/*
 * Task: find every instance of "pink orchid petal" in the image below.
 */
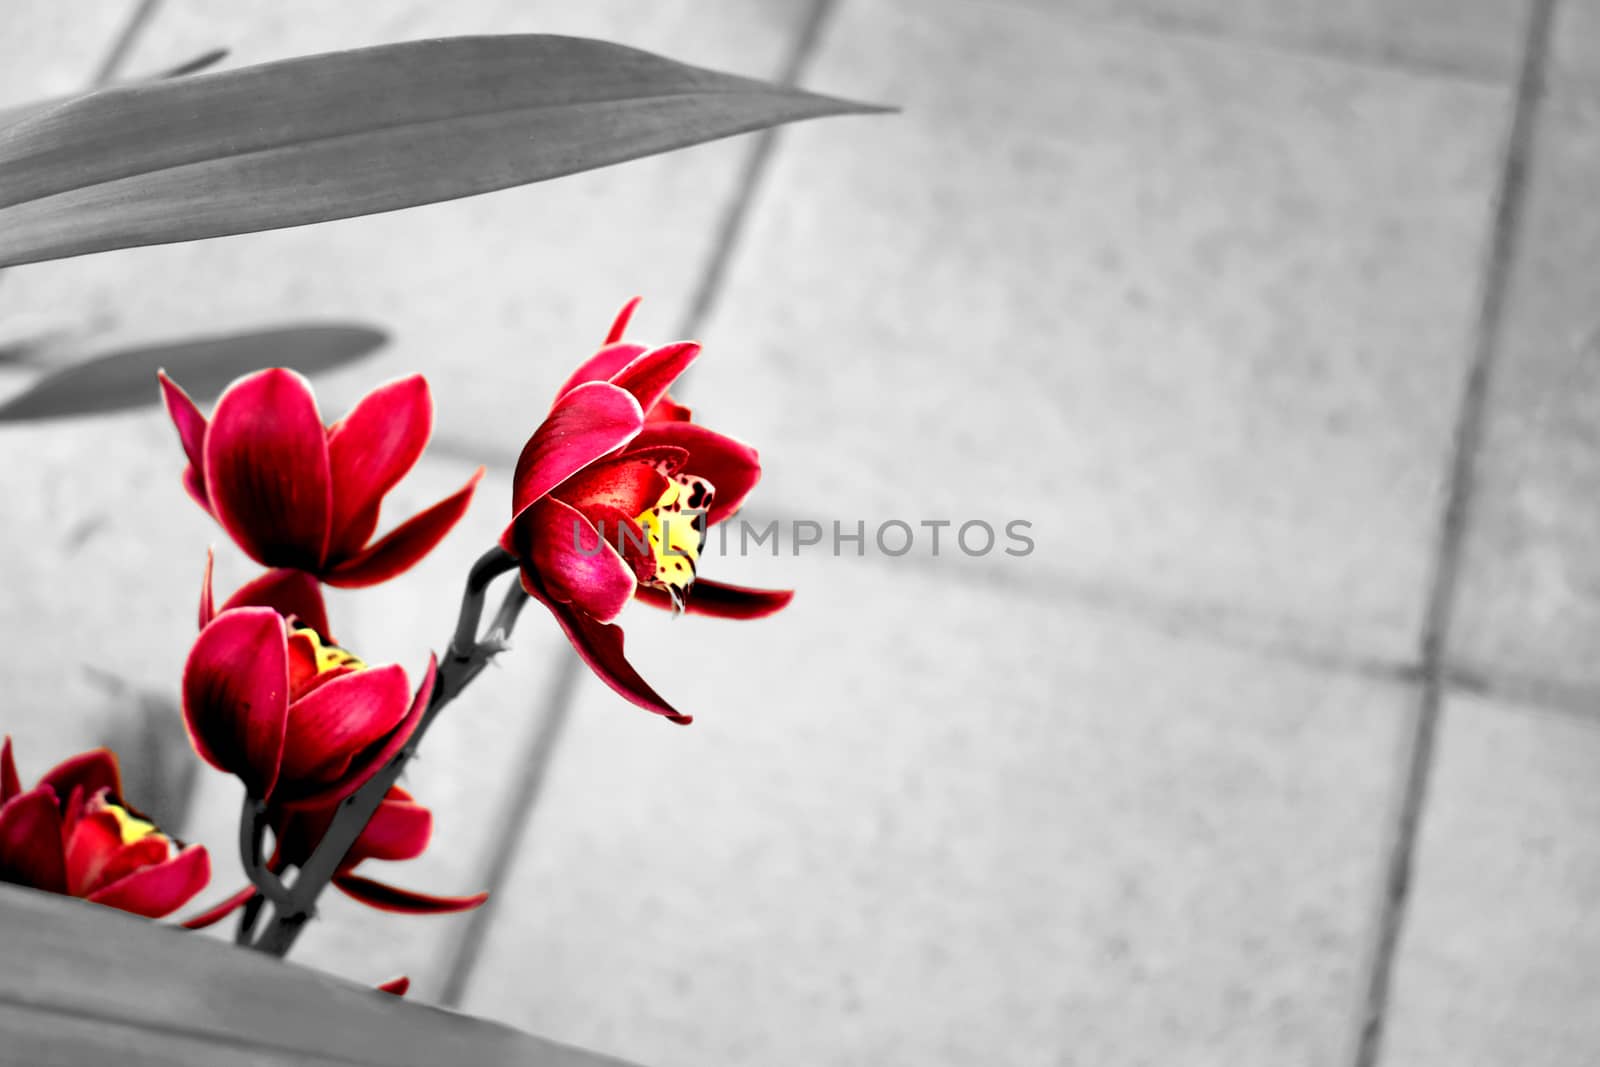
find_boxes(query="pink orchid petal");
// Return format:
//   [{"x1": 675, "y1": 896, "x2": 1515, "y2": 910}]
[
  {"x1": 604, "y1": 296, "x2": 642, "y2": 345},
  {"x1": 553, "y1": 447, "x2": 681, "y2": 516},
  {"x1": 645, "y1": 394, "x2": 693, "y2": 423},
  {"x1": 0, "y1": 785, "x2": 67, "y2": 893},
  {"x1": 527, "y1": 584, "x2": 689, "y2": 723},
  {"x1": 609, "y1": 342, "x2": 700, "y2": 415},
  {"x1": 326, "y1": 375, "x2": 434, "y2": 560},
  {"x1": 579, "y1": 504, "x2": 656, "y2": 585},
  {"x1": 510, "y1": 497, "x2": 636, "y2": 624},
  {"x1": 635, "y1": 579, "x2": 795, "y2": 620},
  {"x1": 278, "y1": 656, "x2": 434, "y2": 810},
  {"x1": 324, "y1": 468, "x2": 483, "y2": 588},
  {"x1": 198, "y1": 550, "x2": 216, "y2": 630},
  {"x1": 512, "y1": 382, "x2": 644, "y2": 517},
  {"x1": 204, "y1": 368, "x2": 333, "y2": 571},
  {"x1": 68, "y1": 815, "x2": 168, "y2": 898},
  {"x1": 87, "y1": 844, "x2": 211, "y2": 919},
  {"x1": 182, "y1": 608, "x2": 289, "y2": 800},
  {"x1": 0, "y1": 737, "x2": 20, "y2": 806},
  {"x1": 39, "y1": 749, "x2": 122, "y2": 810},
  {"x1": 334, "y1": 873, "x2": 488, "y2": 914},
  {"x1": 629, "y1": 422, "x2": 760, "y2": 525},
  {"x1": 159, "y1": 371, "x2": 210, "y2": 508},
  {"x1": 348, "y1": 790, "x2": 432, "y2": 866},
  {"x1": 180, "y1": 884, "x2": 256, "y2": 930},
  {"x1": 221, "y1": 567, "x2": 332, "y2": 639},
  {"x1": 279, "y1": 665, "x2": 411, "y2": 785},
  {"x1": 182, "y1": 465, "x2": 211, "y2": 514},
  {"x1": 553, "y1": 342, "x2": 648, "y2": 402}
]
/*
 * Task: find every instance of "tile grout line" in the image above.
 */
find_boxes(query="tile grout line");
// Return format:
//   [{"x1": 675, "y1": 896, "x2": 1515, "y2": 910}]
[
  {"x1": 430, "y1": 0, "x2": 843, "y2": 1009},
  {"x1": 1351, "y1": 3, "x2": 1556, "y2": 1065},
  {"x1": 672, "y1": 0, "x2": 841, "y2": 341},
  {"x1": 432, "y1": 645, "x2": 582, "y2": 1008},
  {"x1": 963, "y1": 0, "x2": 1522, "y2": 90}
]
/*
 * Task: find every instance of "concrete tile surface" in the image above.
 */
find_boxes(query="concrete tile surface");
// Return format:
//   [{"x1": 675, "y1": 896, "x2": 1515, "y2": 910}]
[
  {"x1": 3, "y1": 1, "x2": 1598, "y2": 1063},
  {"x1": 1003, "y1": 0, "x2": 1532, "y2": 82},
  {"x1": 1550, "y1": 0, "x2": 1600, "y2": 93},
  {"x1": 1448, "y1": 90, "x2": 1600, "y2": 693},
  {"x1": 0, "y1": 0, "x2": 133, "y2": 106},
  {"x1": 1379, "y1": 693, "x2": 1600, "y2": 1067},
  {"x1": 459, "y1": 552, "x2": 1408, "y2": 1067},
  {"x1": 0, "y1": 409, "x2": 222, "y2": 781},
  {"x1": 687, "y1": 0, "x2": 1508, "y2": 662}
]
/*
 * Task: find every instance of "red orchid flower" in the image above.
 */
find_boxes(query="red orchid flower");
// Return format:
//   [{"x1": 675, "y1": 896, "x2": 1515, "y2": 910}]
[
  {"x1": 182, "y1": 566, "x2": 435, "y2": 807},
  {"x1": 184, "y1": 785, "x2": 485, "y2": 929},
  {"x1": 160, "y1": 368, "x2": 482, "y2": 587},
  {"x1": 0, "y1": 738, "x2": 210, "y2": 918},
  {"x1": 501, "y1": 299, "x2": 793, "y2": 723},
  {"x1": 272, "y1": 785, "x2": 487, "y2": 914}
]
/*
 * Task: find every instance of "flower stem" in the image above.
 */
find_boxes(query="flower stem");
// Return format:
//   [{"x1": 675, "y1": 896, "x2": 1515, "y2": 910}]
[
  {"x1": 234, "y1": 891, "x2": 265, "y2": 945},
  {"x1": 239, "y1": 796, "x2": 293, "y2": 910},
  {"x1": 248, "y1": 546, "x2": 524, "y2": 958}
]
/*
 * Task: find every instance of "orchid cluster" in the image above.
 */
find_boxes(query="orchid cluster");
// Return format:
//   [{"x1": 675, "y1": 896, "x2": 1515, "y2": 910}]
[{"x1": 0, "y1": 301, "x2": 790, "y2": 982}]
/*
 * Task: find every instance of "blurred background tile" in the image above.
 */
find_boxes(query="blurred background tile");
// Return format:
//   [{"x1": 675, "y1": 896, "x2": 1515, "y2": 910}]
[
  {"x1": 460, "y1": 552, "x2": 1408, "y2": 1067},
  {"x1": 998, "y1": 0, "x2": 1532, "y2": 81},
  {"x1": 0, "y1": 0, "x2": 134, "y2": 104},
  {"x1": 1379, "y1": 694, "x2": 1600, "y2": 1067},
  {"x1": 687, "y1": 0, "x2": 1509, "y2": 663},
  {"x1": 1550, "y1": 0, "x2": 1600, "y2": 93},
  {"x1": 1448, "y1": 87, "x2": 1600, "y2": 695}
]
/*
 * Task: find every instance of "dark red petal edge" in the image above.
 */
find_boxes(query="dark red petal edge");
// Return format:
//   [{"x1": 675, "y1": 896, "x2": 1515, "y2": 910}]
[
  {"x1": 88, "y1": 844, "x2": 211, "y2": 918},
  {"x1": 0, "y1": 785, "x2": 67, "y2": 893},
  {"x1": 334, "y1": 873, "x2": 488, "y2": 914},
  {"x1": 526, "y1": 583, "x2": 689, "y2": 724},
  {"x1": 181, "y1": 608, "x2": 290, "y2": 800},
  {"x1": 325, "y1": 375, "x2": 434, "y2": 561},
  {"x1": 198, "y1": 549, "x2": 216, "y2": 630},
  {"x1": 203, "y1": 368, "x2": 333, "y2": 571},
  {"x1": 276, "y1": 655, "x2": 436, "y2": 810},
  {"x1": 605, "y1": 296, "x2": 642, "y2": 345},
  {"x1": 323, "y1": 469, "x2": 484, "y2": 589},
  {"x1": 0, "y1": 736, "x2": 19, "y2": 806},
  {"x1": 635, "y1": 579, "x2": 795, "y2": 620},
  {"x1": 158, "y1": 370, "x2": 210, "y2": 509},
  {"x1": 39, "y1": 749, "x2": 122, "y2": 809},
  {"x1": 180, "y1": 884, "x2": 257, "y2": 929},
  {"x1": 221, "y1": 567, "x2": 332, "y2": 639}
]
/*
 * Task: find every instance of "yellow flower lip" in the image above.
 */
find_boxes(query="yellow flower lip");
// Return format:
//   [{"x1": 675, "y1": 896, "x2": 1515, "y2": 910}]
[
  {"x1": 103, "y1": 799, "x2": 164, "y2": 847},
  {"x1": 294, "y1": 625, "x2": 367, "y2": 674},
  {"x1": 633, "y1": 474, "x2": 715, "y2": 608}
]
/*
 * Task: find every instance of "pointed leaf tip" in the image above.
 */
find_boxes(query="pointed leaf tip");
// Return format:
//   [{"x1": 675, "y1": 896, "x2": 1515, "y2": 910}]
[{"x1": 0, "y1": 34, "x2": 891, "y2": 267}]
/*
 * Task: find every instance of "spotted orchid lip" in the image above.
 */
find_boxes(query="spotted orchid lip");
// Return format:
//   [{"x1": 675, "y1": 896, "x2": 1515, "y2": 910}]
[
  {"x1": 160, "y1": 367, "x2": 482, "y2": 589},
  {"x1": 0, "y1": 737, "x2": 211, "y2": 919},
  {"x1": 497, "y1": 298, "x2": 795, "y2": 725}
]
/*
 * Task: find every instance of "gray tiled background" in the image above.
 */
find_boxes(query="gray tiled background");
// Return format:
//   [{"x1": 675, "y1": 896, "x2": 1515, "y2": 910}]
[{"x1": 2, "y1": 2, "x2": 1597, "y2": 1065}]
